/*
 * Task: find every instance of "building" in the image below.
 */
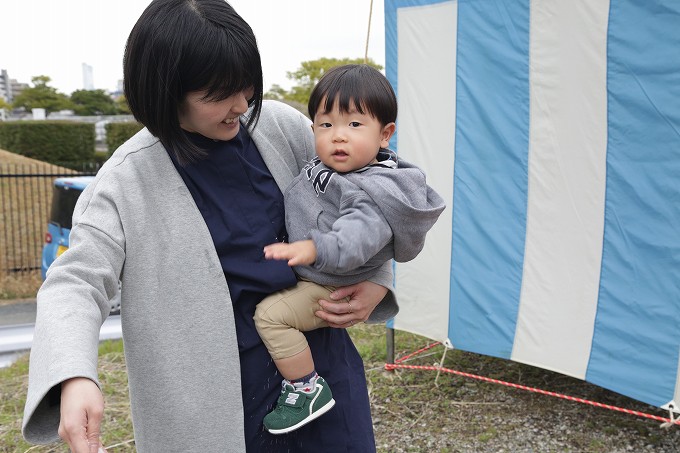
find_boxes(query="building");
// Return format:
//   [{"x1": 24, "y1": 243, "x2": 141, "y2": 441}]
[
  {"x1": 1, "y1": 69, "x2": 11, "y2": 103},
  {"x1": 1, "y1": 70, "x2": 30, "y2": 103},
  {"x1": 10, "y1": 78, "x2": 28, "y2": 100},
  {"x1": 113, "y1": 79, "x2": 124, "y2": 97},
  {"x1": 82, "y1": 63, "x2": 94, "y2": 90}
]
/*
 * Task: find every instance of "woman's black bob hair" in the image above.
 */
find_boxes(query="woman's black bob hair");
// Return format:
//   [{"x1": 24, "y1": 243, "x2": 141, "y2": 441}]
[
  {"x1": 308, "y1": 64, "x2": 397, "y2": 127},
  {"x1": 124, "y1": 0, "x2": 263, "y2": 165}
]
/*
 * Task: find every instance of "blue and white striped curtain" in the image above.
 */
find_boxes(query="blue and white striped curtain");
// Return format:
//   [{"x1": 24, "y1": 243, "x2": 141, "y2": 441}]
[{"x1": 386, "y1": 0, "x2": 680, "y2": 411}]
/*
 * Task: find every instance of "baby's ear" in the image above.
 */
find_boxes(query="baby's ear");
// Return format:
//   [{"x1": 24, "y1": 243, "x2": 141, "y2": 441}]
[{"x1": 380, "y1": 122, "x2": 396, "y2": 147}]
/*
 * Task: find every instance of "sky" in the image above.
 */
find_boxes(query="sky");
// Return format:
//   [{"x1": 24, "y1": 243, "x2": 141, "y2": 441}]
[{"x1": 2, "y1": 0, "x2": 386, "y2": 95}]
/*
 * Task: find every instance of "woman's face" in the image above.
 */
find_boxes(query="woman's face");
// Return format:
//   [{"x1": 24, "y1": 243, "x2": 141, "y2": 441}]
[{"x1": 178, "y1": 87, "x2": 254, "y2": 141}]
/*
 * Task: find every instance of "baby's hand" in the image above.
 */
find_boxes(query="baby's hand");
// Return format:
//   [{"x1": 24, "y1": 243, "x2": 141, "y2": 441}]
[{"x1": 263, "y1": 240, "x2": 317, "y2": 266}]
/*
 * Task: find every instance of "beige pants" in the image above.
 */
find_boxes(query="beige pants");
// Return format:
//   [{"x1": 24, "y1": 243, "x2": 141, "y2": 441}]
[{"x1": 254, "y1": 280, "x2": 349, "y2": 360}]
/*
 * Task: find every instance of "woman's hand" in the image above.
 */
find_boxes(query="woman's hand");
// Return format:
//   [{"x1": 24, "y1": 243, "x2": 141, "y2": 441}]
[
  {"x1": 59, "y1": 377, "x2": 108, "y2": 453},
  {"x1": 315, "y1": 280, "x2": 388, "y2": 328}
]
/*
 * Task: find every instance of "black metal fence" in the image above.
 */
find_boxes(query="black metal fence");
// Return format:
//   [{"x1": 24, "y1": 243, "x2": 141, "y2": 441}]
[{"x1": 0, "y1": 162, "x2": 99, "y2": 276}]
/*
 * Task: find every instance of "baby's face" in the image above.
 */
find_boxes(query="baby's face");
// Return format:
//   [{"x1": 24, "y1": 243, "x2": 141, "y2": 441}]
[{"x1": 312, "y1": 99, "x2": 394, "y2": 173}]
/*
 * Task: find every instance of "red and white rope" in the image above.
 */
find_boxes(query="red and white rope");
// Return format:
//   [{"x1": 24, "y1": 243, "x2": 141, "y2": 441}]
[{"x1": 385, "y1": 342, "x2": 680, "y2": 428}]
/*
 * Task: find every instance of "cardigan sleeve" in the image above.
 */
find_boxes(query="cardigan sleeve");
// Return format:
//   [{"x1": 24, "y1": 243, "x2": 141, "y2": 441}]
[
  {"x1": 365, "y1": 261, "x2": 399, "y2": 323},
  {"x1": 23, "y1": 171, "x2": 126, "y2": 443}
]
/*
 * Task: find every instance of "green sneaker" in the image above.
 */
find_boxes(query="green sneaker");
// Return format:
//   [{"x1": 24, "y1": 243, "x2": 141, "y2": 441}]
[{"x1": 263, "y1": 376, "x2": 335, "y2": 434}]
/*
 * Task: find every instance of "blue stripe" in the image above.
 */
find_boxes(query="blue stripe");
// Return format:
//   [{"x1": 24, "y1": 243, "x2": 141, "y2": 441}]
[
  {"x1": 586, "y1": 1, "x2": 680, "y2": 408},
  {"x1": 448, "y1": 0, "x2": 530, "y2": 359}
]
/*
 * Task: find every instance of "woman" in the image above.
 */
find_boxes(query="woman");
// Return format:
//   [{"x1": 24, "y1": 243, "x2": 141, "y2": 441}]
[{"x1": 22, "y1": 1, "x2": 397, "y2": 452}]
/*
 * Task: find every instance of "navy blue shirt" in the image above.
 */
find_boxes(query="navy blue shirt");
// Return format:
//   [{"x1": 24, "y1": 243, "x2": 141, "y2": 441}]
[
  {"x1": 169, "y1": 128, "x2": 375, "y2": 452},
  {"x1": 171, "y1": 130, "x2": 296, "y2": 302}
]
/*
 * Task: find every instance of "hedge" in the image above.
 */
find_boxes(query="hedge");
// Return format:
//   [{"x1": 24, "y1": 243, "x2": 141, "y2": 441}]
[
  {"x1": 0, "y1": 121, "x2": 95, "y2": 166},
  {"x1": 105, "y1": 122, "x2": 144, "y2": 153}
]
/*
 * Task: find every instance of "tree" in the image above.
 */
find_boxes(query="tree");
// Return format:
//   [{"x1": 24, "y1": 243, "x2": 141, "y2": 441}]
[
  {"x1": 114, "y1": 95, "x2": 131, "y2": 114},
  {"x1": 71, "y1": 89, "x2": 117, "y2": 115},
  {"x1": 263, "y1": 85, "x2": 308, "y2": 116},
  {"x1": 268, "y1": 58, "x2": 383, "y2": 106},
  {"x1": 264, "y1": 84, "x2": 287, "y2": 101},
  {"x1": 12, "y1": 76, "x2": 72, "y2": 114},
  {"x1": 0, "y1": 97, "x2": 10, "y2": 110}
]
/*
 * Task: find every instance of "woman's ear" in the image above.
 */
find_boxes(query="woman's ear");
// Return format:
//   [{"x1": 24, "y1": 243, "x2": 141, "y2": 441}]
[{"x1": 380, "y1": 122, "x2": 396, "y2": 148}]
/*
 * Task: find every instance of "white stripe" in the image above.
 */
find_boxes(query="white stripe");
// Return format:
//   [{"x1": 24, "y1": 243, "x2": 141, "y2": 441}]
[
  {"x1": 662, "y1": 347, "x2": 680, "y2": 414},
  {"x1": 670, "y1": 347, "x2": 680, "y2": 414},
  {"x1": 511, "y1": 0, "x2": 610, "y2": 378},
  {"x1": 392, "y1": 1, "x2": 457, "y2": 342}
]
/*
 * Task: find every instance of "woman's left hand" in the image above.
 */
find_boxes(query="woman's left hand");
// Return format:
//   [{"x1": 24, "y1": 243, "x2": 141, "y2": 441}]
[{"x1": 315, "y1": 280, "x2": 388, "y2": 328}]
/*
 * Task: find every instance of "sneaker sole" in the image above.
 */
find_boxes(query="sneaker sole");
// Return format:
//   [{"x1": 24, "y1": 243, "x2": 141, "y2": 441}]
[{"x1": 266, "y1": 398, "x2": 336, "y2": 435}]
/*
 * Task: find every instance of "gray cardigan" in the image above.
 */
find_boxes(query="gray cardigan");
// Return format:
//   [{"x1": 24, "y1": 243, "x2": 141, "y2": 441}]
[{"x1": 22, "y1": 101, "x2": 397, "y2": 452}]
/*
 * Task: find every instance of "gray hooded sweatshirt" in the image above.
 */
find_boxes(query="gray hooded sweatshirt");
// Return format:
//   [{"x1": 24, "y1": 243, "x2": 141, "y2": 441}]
[{"x1": 286, "y1": 149, "x2": 446, "y2": 286}]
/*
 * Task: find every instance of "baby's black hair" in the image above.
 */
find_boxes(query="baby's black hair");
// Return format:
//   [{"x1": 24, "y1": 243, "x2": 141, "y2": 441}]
[{"x1": 308, "y1": 64, "x2": 397, "y2": 126}]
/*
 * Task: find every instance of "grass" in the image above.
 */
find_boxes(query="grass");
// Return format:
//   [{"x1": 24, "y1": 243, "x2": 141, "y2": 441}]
[
  {"x1": 0, "y1": 273, "x2": 42, "y2": 301},
  {"x1": 0, "y1": 339, "x2": 134, "y2": 453},
  {"x1": 365, "y1": 330, "x2": 680, "y2": 452},
  {"x1": 2, "y1": 324, "x2": 679, "y2": 452}
]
